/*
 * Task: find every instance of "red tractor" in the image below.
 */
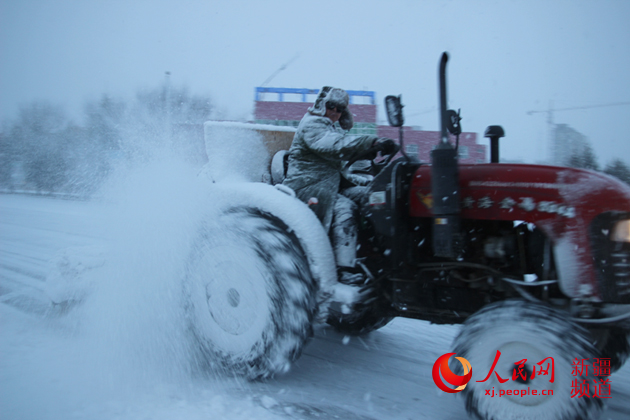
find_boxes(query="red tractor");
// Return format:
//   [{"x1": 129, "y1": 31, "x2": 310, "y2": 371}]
[{"x1": 187, "y1": 53, "x2": 630, "y2": 420}]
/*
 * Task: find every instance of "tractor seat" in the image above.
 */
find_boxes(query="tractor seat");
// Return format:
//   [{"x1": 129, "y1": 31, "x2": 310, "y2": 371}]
[{"x1": 271, "y1": 150, "x2": 289, "y2": 185}]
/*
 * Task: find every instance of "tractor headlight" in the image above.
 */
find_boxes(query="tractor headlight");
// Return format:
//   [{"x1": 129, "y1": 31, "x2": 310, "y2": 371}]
[{"x1": 611, "y1": 220, "x2": 630, "y2": 242}]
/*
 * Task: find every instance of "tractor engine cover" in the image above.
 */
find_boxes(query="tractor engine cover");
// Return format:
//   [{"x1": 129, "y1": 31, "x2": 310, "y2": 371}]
[{"x1": 409, "y1": 163, "x2": 630, "y2": 302}]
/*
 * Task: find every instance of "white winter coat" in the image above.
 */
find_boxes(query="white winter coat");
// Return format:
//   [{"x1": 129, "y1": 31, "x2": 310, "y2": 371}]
[{"x1": 283, "y1": 112, "x2": 377, "y2": 232}]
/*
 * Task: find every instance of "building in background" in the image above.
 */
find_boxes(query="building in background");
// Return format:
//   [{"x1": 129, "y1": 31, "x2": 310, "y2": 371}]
[
  {"x1": 551, "y1": 123, "x2": 589, "y2": 166},
  {"x1": 254, "y1": 87, "x2": 486, "y2": 164},
  {"x1": 254, "y1": 87, "x2": 378, "y2": 135}
]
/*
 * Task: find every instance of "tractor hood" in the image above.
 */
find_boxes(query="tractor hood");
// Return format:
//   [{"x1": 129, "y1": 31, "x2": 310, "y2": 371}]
[{"x1": 410, "y1": 163, "x2": 630, "y2": 300}]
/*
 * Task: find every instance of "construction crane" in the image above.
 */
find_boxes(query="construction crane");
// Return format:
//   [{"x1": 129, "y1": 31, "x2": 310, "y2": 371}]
[
  {"x1": 259, "y1": 54, "x2": 300, "y2": 90},
  {"x1": 527, "y1": 101, "x2": 630, "y2": 124}
]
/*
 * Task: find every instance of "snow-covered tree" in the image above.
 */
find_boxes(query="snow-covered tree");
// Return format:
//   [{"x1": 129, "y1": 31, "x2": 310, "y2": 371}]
[
  {"x1": 604, "y1": 159, "x2": 630, "y2": 186},
  {"x1": 566, "y1": 143, "x2": 599, "y2": 171},
  {"x1": 2, "y1": 81, "x2": 215, "y2": 194},
  {"x1": 7, "y1": 102, "x2": 74, "y2": 192}
]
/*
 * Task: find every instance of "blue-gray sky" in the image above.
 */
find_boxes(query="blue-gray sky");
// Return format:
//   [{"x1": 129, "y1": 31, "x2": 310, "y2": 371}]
[{"x1": 1, "y1": 0, "x2": 629, "y2": 165}]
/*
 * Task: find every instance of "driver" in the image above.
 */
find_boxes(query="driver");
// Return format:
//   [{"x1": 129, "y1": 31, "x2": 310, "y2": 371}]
[{"x1": 283, "y1": 86, "x2": 397, "y2": 284}]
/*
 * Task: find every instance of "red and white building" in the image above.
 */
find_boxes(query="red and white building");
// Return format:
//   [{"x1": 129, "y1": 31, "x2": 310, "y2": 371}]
[{"x1": 254, "y1": 87, "x2": 487, "y2": 164}]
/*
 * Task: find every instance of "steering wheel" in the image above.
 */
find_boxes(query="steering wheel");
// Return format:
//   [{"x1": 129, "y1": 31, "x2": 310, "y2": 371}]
[
  {"x1": 372, "y1": 149, "x2": 398, "y2": 172},
  {"x1": 342, "y1": 145, "x2": 399, "y2": 178}
]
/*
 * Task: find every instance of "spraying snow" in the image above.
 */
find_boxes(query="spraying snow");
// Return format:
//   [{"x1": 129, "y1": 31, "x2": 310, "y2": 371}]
[
  {"x1": 0, "y1": 127, "x2": 290, "y2": 419},
  {"x1": 201, "y1": 121, "x2": 273, "y2": 183}
]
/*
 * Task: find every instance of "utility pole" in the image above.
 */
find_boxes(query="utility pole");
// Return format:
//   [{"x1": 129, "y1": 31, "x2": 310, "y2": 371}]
[{"x1": 165, "y1": 71, "x2": 172, "y2": 143}]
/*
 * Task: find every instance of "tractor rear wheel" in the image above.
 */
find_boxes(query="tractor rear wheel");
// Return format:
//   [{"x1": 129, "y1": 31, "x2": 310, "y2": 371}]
[{"x1": 184, "y1": 208, "x2": 317, "y2": 380}]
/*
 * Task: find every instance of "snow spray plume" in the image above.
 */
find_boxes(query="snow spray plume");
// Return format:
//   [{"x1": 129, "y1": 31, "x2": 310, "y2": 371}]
[
  {"x1": 200, "y1": 122, "x2": 271, "y2": 183},
  {"x1": 79, "y1": 118, "x2": 274, "y2": 387},
  {"x1": 83, "y1": 155, "x2": 205, "y2": 378},
  {"x1": 0, "y1": 110, "x2": 292, "y2": 419},
  {"x1": 5, "y1": 170, "x2": 184, "y2": 410},
  {"x1": 0, "y1": 156, "x2": 212, "y2": 420}
]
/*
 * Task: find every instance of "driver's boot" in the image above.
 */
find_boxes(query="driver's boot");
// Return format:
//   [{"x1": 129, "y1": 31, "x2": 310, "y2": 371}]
[{"x1": 332, "y1": 197, "x2": 364, "y2": 285}]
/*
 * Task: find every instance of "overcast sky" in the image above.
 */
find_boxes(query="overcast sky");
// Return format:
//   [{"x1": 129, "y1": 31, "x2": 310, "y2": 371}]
[{"x1": 1, "y1": 0, "x2": 629, "y2": 165}]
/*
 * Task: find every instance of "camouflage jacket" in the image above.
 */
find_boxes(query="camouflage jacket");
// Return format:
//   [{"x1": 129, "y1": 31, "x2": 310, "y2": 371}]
[{"x1": 283, "y1": 113, "x2": 377, "y2": 232}]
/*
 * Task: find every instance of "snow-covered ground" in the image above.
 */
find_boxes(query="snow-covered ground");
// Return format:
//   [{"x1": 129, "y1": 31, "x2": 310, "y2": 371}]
[{"x1": 2, "y1": 186, "x2": 630, "y2": 420}]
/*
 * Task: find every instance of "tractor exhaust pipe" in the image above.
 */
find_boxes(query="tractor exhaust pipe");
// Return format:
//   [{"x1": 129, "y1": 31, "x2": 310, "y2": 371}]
[
  {"x1": 431, "y1": 52, "x2": 461, "y2": 258},
  {"x1": 485, "y1": 125, "x2": 505, "y2": 163}
]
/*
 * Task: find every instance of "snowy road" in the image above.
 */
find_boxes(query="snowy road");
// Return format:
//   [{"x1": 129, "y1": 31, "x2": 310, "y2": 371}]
[{"x1": 2, "y1": 193, "x2": 630, "y2": 420}]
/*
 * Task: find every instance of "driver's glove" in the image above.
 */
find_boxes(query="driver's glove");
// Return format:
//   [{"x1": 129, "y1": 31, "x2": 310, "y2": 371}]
[{"x1": 374, "y1": 138, "x2": 399, "y2": 155}]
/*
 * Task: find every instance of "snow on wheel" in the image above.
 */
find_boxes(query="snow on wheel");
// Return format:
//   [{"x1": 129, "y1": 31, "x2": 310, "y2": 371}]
[
  {"x1": 452, "y1": 300, "x2": 602, "y2": 420},
  {"x1": 184, "y1": 207, "x2": 317, "y2": 380}
]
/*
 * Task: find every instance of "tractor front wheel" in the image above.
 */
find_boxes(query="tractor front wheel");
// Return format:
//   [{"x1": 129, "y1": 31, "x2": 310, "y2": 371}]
[{"x1": 452, "y1": 300, "x2": 602, "y2": 420}]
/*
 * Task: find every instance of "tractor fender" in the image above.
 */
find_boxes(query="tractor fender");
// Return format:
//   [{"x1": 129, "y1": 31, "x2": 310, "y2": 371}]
[{"x1": 201, "y1": 181, "x2": 337, "y2": 319}]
